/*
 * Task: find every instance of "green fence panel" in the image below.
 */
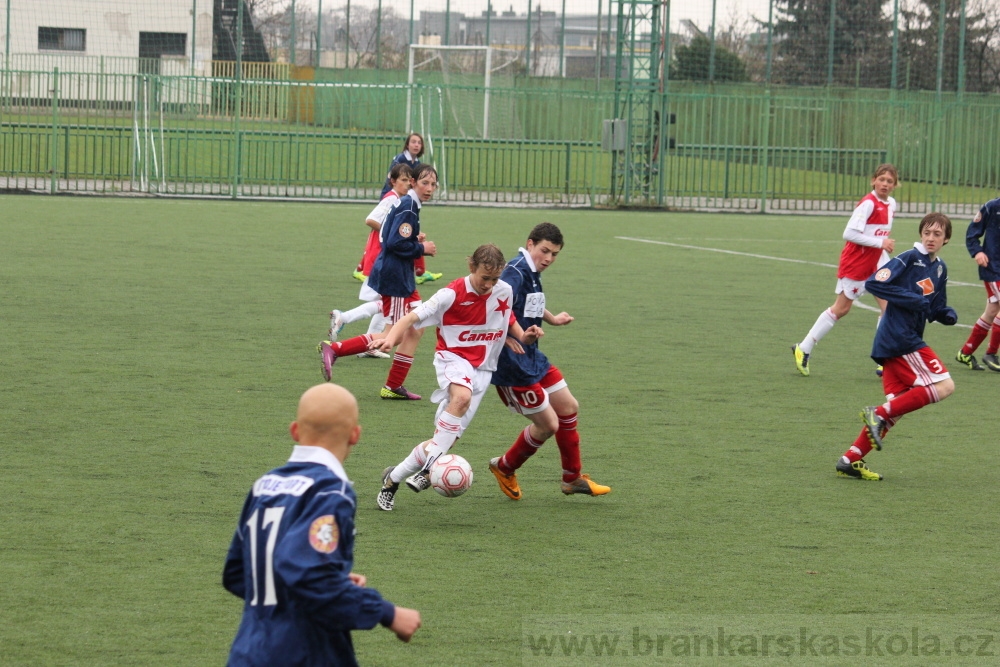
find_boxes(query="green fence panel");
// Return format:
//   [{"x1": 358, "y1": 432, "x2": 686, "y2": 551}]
[{"x1": 1, "y1": 69, "x2": 998, "y2": 212}]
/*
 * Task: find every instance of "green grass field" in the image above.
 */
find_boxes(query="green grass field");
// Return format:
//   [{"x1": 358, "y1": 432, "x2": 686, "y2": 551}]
[{"x1": 2, "y1": 195, "x2": 998, "y2": 665}]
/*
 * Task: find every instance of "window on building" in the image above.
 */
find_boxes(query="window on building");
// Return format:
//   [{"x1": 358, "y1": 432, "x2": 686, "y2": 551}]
[
  {"x1": 139, "y1": 33, "x2": 188, "y2": 58},
  {"x1": 38, "y1": 27, "x2": 86, "y2": 52}
]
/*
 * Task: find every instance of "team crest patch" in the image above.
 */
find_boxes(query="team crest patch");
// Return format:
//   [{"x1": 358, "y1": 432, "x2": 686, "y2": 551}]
[
  {"x1": 398, "y1": 222, "x2": 413, "y2": 238},
  {"x1": 874, "y1": 267, "x2": 892, "y2": 282},
  {"x1": 309, "y1": 515, "x2": 339, "y2": 553}
]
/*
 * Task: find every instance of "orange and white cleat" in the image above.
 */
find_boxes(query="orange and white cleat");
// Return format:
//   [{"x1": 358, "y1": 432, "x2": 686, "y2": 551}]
[{"x1": 561, "y1": 474, "x2": 611, "y2": 496}]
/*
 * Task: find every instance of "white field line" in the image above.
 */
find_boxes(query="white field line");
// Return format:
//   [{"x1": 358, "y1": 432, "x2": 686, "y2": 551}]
[{"x1": 616, "y1": 236, "x2": 975, "y2": 328}]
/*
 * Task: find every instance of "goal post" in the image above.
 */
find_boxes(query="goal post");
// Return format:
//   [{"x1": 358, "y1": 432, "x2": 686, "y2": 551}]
[{"x1": 408, "y1": 44, "x2": 506, "y2": 140}]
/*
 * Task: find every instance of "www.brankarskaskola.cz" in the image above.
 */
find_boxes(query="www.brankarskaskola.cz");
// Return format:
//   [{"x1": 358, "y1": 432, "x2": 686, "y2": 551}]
[{"x1": 525, "y1": 626, "x2": 996, "y2": 658}]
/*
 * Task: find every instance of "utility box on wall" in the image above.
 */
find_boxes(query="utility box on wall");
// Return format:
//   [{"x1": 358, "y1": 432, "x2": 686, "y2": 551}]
[{"x1": 601, "y1": 118, "x2": 627, "y2": 151}]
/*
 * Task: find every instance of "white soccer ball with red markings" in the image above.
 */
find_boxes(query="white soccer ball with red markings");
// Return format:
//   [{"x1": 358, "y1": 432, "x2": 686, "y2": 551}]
[{"x1": 429, "y1": 454, "x2": 474, "y2": 497}]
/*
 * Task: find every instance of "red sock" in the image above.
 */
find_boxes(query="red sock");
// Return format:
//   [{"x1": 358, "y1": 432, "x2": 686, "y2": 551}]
[
  {"x1": 332, "y1": 335, "x2": 372, "y2": 357},
  {"x1": 962, "y1": 318, "x2": 991, "y2": 355},
  {"x1": 988, "y1": 316, "x2": 1000, "y2": 355},
  {"x1": 842, "y1": 431, "x2": 874, "y2": 463},
  {"x1": 385, "y1": 353, "x2": 414, "y2": 388},
  {"x1": 355, "y1": 255, "x2": 364, "y2": 272},
  {"x1": 414, "y1": 256, "x2": 426, "y2": 276},
  {"x1": 499, "y1": 426, "x2": 544, "y2": 474},
  {"x1": 554, "y1": 413, "x2": 582, "y2": 483},
  {"x1": 877, "y1": 386, "x2": 936, "y2": 420}
]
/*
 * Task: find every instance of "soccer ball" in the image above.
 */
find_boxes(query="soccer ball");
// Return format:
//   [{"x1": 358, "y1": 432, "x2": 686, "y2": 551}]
[{"x1": 429, "y1": 454, "x2": 474, "y2": 497}]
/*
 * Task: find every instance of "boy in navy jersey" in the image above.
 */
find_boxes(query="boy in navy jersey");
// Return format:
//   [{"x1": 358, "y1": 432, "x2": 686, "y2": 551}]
[
  {"x1": 837, "y1": 213, "x2": 958, "y2": 481},
  {"x1": 486, "y1": 223, "x2": 611, "y2": 499},
  {"x1": 319, "y1": 165, "x2": 439, "y2": 400},
  {"x1": 223, "y1": 384, "x2": 420, "y2": 666},
  {"x1": 955, "y1": 197, "x2": 1000, "y2": 371}
]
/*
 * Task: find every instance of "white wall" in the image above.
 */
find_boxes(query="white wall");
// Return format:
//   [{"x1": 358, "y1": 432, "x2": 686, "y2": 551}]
[{"x1": 4, "y1": 0, "x2": 212, "y2": 67}]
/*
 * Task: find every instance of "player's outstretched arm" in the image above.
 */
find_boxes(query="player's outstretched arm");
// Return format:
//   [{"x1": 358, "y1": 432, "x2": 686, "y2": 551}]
[
  {"x1": 544, "y1": 309, "x2": 574, "y2": 326},
  {"x1": 373, "y1": 311, "x2": 421, "y2": 351},
  {"x1": 390, "y1": 606, "x2": 422, "y2": 642}
]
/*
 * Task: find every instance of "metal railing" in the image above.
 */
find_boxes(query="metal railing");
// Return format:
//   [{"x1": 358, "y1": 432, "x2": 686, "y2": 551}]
[{"x1": 1, "y1": 69, "x2": 997, "y2": 212}]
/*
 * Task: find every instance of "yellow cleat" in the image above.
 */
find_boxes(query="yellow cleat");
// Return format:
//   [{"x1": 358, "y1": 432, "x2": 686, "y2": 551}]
[
  {"x1": 836, "y1": 458, "x2": 883, "y2": 481},
  {"x1": 791, "y1": 344, "x2": 810, "y2": 376},
  {"x1": 488, "y1": 457, "x2": 521, "y2": 500},
  {"x1": 352, "y1": 270, "x2": 365, "y2": 282},
  {"x1": 561, "y1": 474, "x2": 611, "y2": 496},
  {"x1": 415, "y1": 271, "x2": 443, "y2": 285}
]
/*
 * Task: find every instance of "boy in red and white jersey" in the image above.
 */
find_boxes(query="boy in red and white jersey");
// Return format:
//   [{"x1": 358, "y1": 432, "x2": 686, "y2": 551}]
[
  {"x1": 372, "y1": 244, "x2": 542, "y2": 511},
  {"x1": 792, "y1": 163, "x2": 899, "y2": 376}
]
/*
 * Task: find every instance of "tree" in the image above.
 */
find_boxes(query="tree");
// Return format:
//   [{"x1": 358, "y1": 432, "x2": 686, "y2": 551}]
[
  {"x1": 770, "y1": 0, "x2": 893, "y2": 87},
  {"x1": 898, "y1": 0, "x2": 997, "y2": 92},
  {"x1": 670, "y1": 35, "x2": 749, "y2": 82}
]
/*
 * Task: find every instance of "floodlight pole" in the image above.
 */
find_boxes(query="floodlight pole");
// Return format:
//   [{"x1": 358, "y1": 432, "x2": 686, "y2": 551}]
[
  {"x1": 290, "y1": 0, "x2": 296, "y2": 66},
  {"x1": 559, "y1": 0, "x2": 566, "y2": 77},
  {"x1": 190, "y1": 0, "x2": 197, "y2": 77},
  {"x1": 406, "y1": 44, "x2": 415, "y2": 129},
  {"x1": 5, "y1": 0, "x2": 12, "y2": 108},
  {"x1": 484, "y1": 46, "x2": 492, "y2": 138},
  {"x1": 317, "y1": 0, "x2": 323, "y2": 67}
]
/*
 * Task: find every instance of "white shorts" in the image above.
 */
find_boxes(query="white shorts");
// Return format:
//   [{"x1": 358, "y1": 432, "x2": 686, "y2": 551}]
[
  {"x1": 431, "y1": 351, "x2": 493, "y2": 436},
  {"x1": 835, "y1": 277, "x2": 868, "y2": 300},
  {"x1": 358, "y1": 278, "x2": 380, "y2": 302}
]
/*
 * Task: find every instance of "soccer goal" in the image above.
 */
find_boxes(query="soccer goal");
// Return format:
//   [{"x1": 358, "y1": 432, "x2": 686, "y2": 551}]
[{"x1": 406, "y1": 44, "x2": 522, "y2": 140}]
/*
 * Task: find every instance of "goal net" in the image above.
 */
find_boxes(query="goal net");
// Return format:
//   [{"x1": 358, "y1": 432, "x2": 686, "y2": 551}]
[{"x1": 407, "y1": 44, "x2": 522, "y2": 140}]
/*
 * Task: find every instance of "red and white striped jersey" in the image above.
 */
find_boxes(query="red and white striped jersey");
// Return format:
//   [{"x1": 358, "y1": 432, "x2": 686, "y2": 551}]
[
  {"x1": 838, "y1": 192, "x2": 897, "y2": 280},
  {"x1": 412, "y1": 276, "x2": 516, "y2": 371}
]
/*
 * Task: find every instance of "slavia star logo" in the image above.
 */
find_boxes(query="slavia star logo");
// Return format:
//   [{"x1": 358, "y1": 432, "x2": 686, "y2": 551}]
[{"x1": 495, "y1": 297, "x2": 510, "y2": 316}]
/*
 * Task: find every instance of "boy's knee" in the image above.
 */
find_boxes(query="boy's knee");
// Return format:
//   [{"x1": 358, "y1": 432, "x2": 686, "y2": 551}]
[{"x1": 935, "y1": 378, "x2": 955, "y2": 400}]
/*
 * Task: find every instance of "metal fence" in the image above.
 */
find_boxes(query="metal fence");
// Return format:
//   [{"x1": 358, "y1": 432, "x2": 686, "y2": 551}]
[{"x1": 2, "y1": 1, "x2": 999, "y2": 212}]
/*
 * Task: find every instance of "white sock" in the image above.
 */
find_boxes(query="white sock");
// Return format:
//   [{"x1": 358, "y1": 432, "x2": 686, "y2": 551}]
[
  {"x1": 366, "y1": 311, "x2": 387, "y2": 335},
  {"x1": 341, "y1": 301, "x2": 381, "y2": 325},
  {"x1": 800, "y1": 308, "x2": 838, "y2": 354},
  {"x1": 422, "y1": 411, "x2": 464, "y2": 468},
  {"x1": 389, "y1": 443, "x2": 430, "y2": 484}
]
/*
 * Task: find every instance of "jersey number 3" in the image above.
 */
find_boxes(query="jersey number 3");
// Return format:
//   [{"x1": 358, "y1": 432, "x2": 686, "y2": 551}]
[{"x1": 246, "y1": 506, "x2": 285, "y2": 606}]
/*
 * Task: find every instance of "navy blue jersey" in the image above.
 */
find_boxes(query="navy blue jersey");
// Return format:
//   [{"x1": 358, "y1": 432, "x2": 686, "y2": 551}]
[
  {"x1": 864, "y1": 243, "x2": 957, "y2": 363},
  {"x1": 223, "y1": 446, "x2": 394, "y2": 667},
  {"x1": 965, "y1": 198, "x2": 1000, "y2": 281},
  {"x1": 379, "y1": 152, "x2": 420, "y2": 198},
  {"x1": 368, "y1": 192, "x2": 425, "y2": 298},
  {"x1": 491, "y1": 248, "x2": 551, "y2": 386}
]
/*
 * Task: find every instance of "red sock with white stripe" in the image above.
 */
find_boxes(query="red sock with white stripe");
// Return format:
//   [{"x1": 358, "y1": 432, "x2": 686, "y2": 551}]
[
  {"x1": 841, "y1": 433, "x2": 874, "y2": 464},
  {"x1": 554, "y1": 413, "x2": 582, "y2": 483},
  {"x1": 987, "y1": 316, "x2": 1000, "y2": 355},
  {"x1": 962, "y1": 318, "x2": 991, "y2": 355},
  {"x1": 332, "y1": 334, "x2": 373, "y2": 356},
  {"x1": 499, "y1": 426, "x2": 544, "y2": 474},
  {"x1": 875, "y1": 386, "x2": 937, "y2": 422},
  {"x1": 385, "y1": 353, "x2": 414, "y2": 388}
]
